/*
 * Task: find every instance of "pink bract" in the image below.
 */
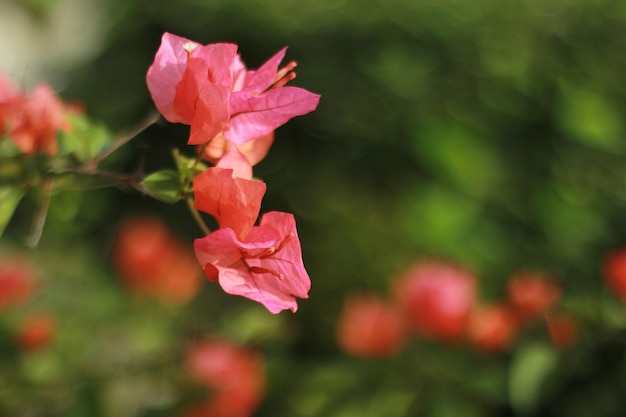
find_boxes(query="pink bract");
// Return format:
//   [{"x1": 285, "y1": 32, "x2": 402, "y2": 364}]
[
  {"x1": 146, "y1": 32, "x2": 320, "y2": 146},
  {"x1": 193, "y1": 167, "x2": 266, "y2": 240},
  {"x1": 194, "y1": 211, "x2": 310, "y2": 313}
]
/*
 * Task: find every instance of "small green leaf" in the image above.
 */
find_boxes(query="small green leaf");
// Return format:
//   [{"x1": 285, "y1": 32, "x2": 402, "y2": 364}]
[
  {"x1": 0, "y1": 186, "x2": 25, "y2": 237},
  {"x1": 0, "y1": 136, "x2": 21, "y2": 159},
  {"x1": 57, "y1": 114, "x2": 112, "y2": 162},
  {"x1": 509, "y1": 342, "x2": 558, "y2": 416},
  {"x1": 141, "y1": 170, "x2": 182, "y2": 203},
  {"x1": 172, "y1": 148, "x2": 207, "y2": 184}
]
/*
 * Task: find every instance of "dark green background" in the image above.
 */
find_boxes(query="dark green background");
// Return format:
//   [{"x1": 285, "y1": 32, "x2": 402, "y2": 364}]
[{"x1": 2, "y1": 0, "x2": 626, "y2": 416}]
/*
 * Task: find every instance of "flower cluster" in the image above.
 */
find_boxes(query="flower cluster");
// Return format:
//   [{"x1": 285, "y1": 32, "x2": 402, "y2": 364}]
[
  {"x1": 0, "y1": 73, "x2": 72, "y2": 155},
  {"x1": 336, "y1": 260, "x2": 578, "y2": 358},
  {"x1": 182, "y1": 339, "x2": 266, "y2": 417},
  {"x1": 146, "y1": 33, "x2": 320, "y2": 313},
  {"x1": 0, "y1": 257, "x2": 56, "y2": 351}
]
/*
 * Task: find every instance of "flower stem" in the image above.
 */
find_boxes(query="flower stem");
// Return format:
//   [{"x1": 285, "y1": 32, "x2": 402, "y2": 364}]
[
  {"x1": 186, "y1": 195, "x2": 210, "y2": 236},
  {"x1": 92, "y1": 111, "x2": 160, "y2": 165}
]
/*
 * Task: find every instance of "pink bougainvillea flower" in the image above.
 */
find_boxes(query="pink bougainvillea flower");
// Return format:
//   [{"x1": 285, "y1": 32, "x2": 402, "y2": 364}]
[
  {"x1": 392, "y1": 260, "x2": 477, "y2": 342},
  {"x1": 336, "y1": 294, "x2": 407, "y2": 358},
  {"x1": 147, "y1": 34, "x2": 237, "y2": 145},
  {"x1": 223, "y1": 47, "x2": 320, "y2": 146},
  {"x1": 193, "y1": 167, "x2": 266, "y2": 240},
  {"x1": 8, "y1": 84, "x2": 71, "y2": 155},
  {"x1": 146, "y1": 33, "x2": 320, "y2": 146},
  {"x1": 183, "y1": 339, "x2": 265, "y2": 417},
  {"x1": 194, "y1": 211, "x2": 310, "y2": 313}
]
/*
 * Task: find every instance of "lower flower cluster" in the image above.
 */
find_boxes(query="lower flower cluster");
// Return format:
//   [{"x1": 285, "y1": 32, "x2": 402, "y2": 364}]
[
  {"x1": 336, "y1": 259, "x2": 581, "y2": 358},
  {"x1": 182, "y1": 339, "x2": 266, "y2": 417}
]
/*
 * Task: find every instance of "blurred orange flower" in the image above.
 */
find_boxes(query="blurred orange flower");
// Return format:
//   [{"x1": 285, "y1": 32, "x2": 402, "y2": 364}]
[
  {"x1": 183, "y1": 339, "x2": 266, "y2": 417},
  {"x1": 112, "y1": 215, "x2": 203, "y2": 305},
  {"x1": 467, "y1": 304, "x2": 517, "y2": 353},
  {"x1": 2, "y1": 82, "x2": 72, "y2": 156},
  {"x1": 602, "y1": 247, "x2": 626, "y2": 302},
  {"x1": 336, "y1": 294, "x2": 407, "y2": 358},
  {"x1": 0, "y1": 259, "x2": 34, "y2": 311},
  {"x1": 16, "y1": 313, "x2": 56, "y2": 351},
  {"x1": 546, "y1": 312, "x2": 578, "y2": 349},
  {"x1": 507, "y1": 272, "x2": 561, "y2": 323}
]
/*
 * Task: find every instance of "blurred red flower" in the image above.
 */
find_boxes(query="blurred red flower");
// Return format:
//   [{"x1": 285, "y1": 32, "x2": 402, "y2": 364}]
[
  {"x1": 183, "y1": 339, "x2": 266, "y2": 417},
  {"x1": 5, "y1": 84, "x2": 71, "y2": 155},
  {"x1": 602, "y1": 247, "x2": 626, "y2": 301},
  {"x1": 507, "y1": 272, "x2": 561, "y2": 323},
  {"x1": 392, "y1": 260, "x2": 476, "y2": 342},
  {"x1": 336, "y1": 294, "x2": 407, "y2": 358},
  {"x1": 467, "y1": 304, "x2": 517, "y2": 353},
  {"x1": 112, "y1": 215, "x2": 203, "y2": 304},
  {"x1": 16, "y1": 313, "x2": 56, "y2": 351},
  {"x1": 546, "y1": 312, "x2": 578, "y2": 349},
  {"x1": 0, "y1": 259, "x2": 34, "y2": 310}
]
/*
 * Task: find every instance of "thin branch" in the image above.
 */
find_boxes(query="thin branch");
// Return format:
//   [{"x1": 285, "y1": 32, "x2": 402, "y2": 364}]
[{"x1": 91, "y1": 111, "x2": 160, "y2": 166}]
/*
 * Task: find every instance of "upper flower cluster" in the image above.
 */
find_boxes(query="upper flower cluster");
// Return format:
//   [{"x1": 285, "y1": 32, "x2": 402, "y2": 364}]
[
  {"x1": 146, "y1": 33, "x2": 320, "y2": 148},
  {"x1": 0, "y1": 73, "x2": 71, "y2": 155},
  {"x1": 146, "y1": 33, "x2": 319, "y2": 313}
]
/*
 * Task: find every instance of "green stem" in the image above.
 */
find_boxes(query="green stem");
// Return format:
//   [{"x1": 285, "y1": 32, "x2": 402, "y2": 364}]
[
  {"x1": 92, "y1": 111, "x2": 160, "y2": 165},
  {"x1": 186, "y1": 195, "x2": 210, "y2": 235}
]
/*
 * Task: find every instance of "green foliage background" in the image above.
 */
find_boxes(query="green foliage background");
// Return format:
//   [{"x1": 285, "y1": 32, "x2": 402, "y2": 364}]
[{"x1": 3, "y1": 0, "x2": 626, "y2": 416}]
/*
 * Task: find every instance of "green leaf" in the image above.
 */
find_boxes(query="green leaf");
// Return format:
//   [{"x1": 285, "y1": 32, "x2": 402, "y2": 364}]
[
  {"x1": 172, "y1": 148, "x2": 207, "y2": 185},
  {"x1": 0, "y1": 136, "x2": 21, "y2": 159},
  {"x1": 140, "y1": 170, "x2": 182, "y2": 203},
  {"x1": 0, "y1": 187, "x2": 25, "y2": 237},
  {"x1": 556, "y1": 86, "x2": 623, "y2": 150},
  {"x1": 57, "y1": 114, "x2": 112, "y2": 162},
  {"x1": 509, "y1": 342, "x2": 558, "y2": 416}
]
